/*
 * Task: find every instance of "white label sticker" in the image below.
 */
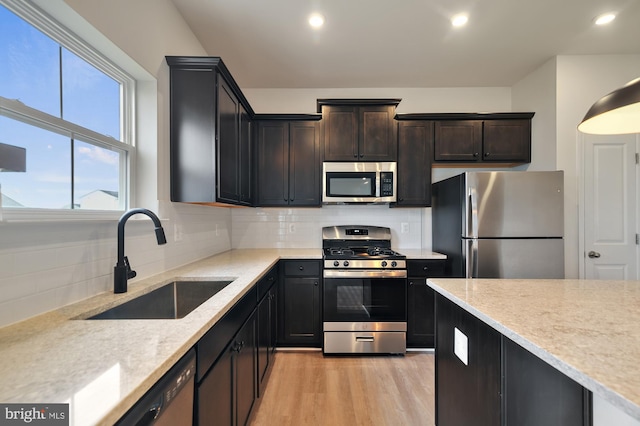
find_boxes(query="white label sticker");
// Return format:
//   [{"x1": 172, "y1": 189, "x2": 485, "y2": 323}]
[{"x1": 454, "y1": 327, "x2": 469, "y2": 366}]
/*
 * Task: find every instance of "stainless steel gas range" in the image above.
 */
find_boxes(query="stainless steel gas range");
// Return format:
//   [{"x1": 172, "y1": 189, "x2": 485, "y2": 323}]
[{"x1": 322, "y1": 225, "x2": 407, "y2": 354}]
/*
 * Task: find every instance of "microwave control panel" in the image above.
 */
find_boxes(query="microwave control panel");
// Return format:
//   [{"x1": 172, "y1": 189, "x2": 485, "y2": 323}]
[{"x1": 380, "y1": 172, "x2": 394, "y2": 196}]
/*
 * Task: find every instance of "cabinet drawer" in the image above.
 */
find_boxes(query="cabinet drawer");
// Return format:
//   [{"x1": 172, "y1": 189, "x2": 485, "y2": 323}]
[
  {"x1": 257, "y1": 265, "x2": 279, "y2": 301},
  {"x1": 196, "y1": 285, "x2": 257, "y2": 382},
  {"x1": 283, "y1": 260, "x2": 320, "y2": 277},
  {"x1": 407, "y1": 260, "x2": 445, "y2": 277}
]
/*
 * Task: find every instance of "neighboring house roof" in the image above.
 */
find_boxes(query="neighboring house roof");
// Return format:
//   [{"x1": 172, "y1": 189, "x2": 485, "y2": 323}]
[
  {"x1": 1, "y1": 193, "x2": 24, "y2": 207},
  {"x1": 80, "y1": 189, "x2": 118, "y2": 199}
]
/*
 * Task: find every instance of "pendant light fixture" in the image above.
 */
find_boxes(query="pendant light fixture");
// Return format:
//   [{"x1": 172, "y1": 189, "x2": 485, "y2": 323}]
[{"x1": 578, "y1": 77, "x2": 640, "y2": 135}]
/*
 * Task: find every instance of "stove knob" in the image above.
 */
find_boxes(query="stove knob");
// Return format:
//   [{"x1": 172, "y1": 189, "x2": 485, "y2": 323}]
[
  {"x1": 391, "y1": 261, "x2": 397, "y2": 268},
  {"x1": 343, "y1": 261, "x2": 350, "y2": 267},
  {"x1": 381, "y1": 261, "x2": 388, "y2": 267},
  {"x1": 333, "y1": 261, "x2": 339, "y2": 267}
]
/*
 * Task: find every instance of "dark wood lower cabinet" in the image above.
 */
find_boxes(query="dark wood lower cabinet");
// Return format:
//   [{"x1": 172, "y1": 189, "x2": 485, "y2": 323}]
[
  {"x1": 435, "y1": 294, "x2": 502, "y2": 426},
  {"x1": 503, "y1": 338, "x2": 591, "y2": 426},
  {"x1": 277, "y1": 260, "x2": 322, "y2": 347},
  {"x1": 407, "y1": 259, "x2": 445, "y2": 348},
  {"x1": 435, "y1": 293, "x2": 592, "y2": 426}
]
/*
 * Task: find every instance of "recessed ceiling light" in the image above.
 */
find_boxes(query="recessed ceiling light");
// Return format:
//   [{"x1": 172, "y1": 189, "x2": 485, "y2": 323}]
[
  {"x1": 452, "y1": 14, "x2": 469, "y2": 28},
  {"x1": 595, "y1": 13, "x2": 616, "y2": 25},
  {"x1": 309, "y1": 13, "x2": 325, "y2": 28}
]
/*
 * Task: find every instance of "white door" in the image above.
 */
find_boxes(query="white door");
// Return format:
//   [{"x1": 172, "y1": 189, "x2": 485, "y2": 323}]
[{"x1": 581, "y1": 133, "x2": 639, "y2": 279}]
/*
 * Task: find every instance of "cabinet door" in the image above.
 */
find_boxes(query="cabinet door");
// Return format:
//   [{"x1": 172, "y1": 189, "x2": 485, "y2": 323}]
[
  {"x1": 359, "y1": 105, "x2": 397, "y2": 161},
  {"x1": 289, "y1": 121, "x2": 320, "y2": 206},
  {"x1": 396, "y1": 121, "x2": 433, "y2": 206},
  {"x1": 435, "y1": 293, "x2": 501, "y2": 426},
  {"x1": 256, "y1": 121, "x2": 289, "y2": 206},
  {"x1": 279, "y1": 277, "x2": 321, "y2": 346},
  {"x1": 198, "y1": 343, "x2": 233, "y2": 426},
  {"x1": 434, "y1": 120, "x2": 482, "y2": 162},
  {"x1": 217, "y1": 75, "x2": 240, "y2": 203},
  {"x1": 169, "y1": 67, "x2": 216, "y2": 202},
  {"x1": 238, "y1": 104, "x2": 252, "y2": 205},
  {"x1": 503, "y1": 338, "x2": 589, "y2": 426},
  {"x1": 483, "y1": 119, "x2": 531, "y2": 163},
  {"x1": 407, "y1": 278, "x2": 435, "y2": 348},
  {"x1": 234, "y1": 314, "x2": 256, "y2": 426},
  {"x1": 323, "y1": 105, "x2": 359, "y2": 161}
]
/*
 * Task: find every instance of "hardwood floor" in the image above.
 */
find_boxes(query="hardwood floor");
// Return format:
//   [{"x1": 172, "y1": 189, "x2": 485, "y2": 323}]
[{"x1": 250, "y1": 351, "x2": 435, "y2": 426}]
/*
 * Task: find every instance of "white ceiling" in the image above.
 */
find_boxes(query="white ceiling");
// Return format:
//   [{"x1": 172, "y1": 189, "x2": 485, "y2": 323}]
[{"x1": 170, "y1": 0, "x2": 640, "y2": 89}]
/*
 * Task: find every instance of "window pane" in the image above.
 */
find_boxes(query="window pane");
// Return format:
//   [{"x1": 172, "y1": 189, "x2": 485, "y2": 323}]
[
  {"x1": 0, "y1": 5, "x2": 61, "y2": 117},
  {"x1": 62, "y1": 48, "x2": 121, "y2": 140},
  {"x1": 74, "y1": 139, "x2": 122, "y2": 210},
  {"x1": 0, "y1": 115, "x2": 71, "y2": 209}
]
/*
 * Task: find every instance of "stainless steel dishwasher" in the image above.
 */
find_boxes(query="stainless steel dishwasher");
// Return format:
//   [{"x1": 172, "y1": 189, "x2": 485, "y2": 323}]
[{"x1": 116, "y1": 348, "x2": 196, "y2": 425}]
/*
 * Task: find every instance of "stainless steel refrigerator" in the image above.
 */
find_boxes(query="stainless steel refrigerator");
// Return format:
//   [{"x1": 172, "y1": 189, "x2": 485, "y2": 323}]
[{"x1": 432, "y1": 171, "x2": 564, "y2": 278}]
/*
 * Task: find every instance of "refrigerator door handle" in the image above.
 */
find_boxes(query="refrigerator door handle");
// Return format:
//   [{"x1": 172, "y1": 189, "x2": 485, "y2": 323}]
[
  {"x1": 467, "y1": 187, "x2": 478, "y2": 238},
  {"x1": 465, "y1": 239, "x2": 478, "y2": 278}
]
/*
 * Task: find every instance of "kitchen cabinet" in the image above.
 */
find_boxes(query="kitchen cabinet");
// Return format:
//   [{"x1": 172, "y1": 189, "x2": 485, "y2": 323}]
[
  {"x1": 406, "y1": 259, "x2": 445, "y2": 348},
  {"x1": 435, "y1": 293, "x2": 502, "y2": 426},
  {"x1": 166, "y1": 56, "x2": 254, "y2": 206},
  {"x1": 196, "y1": 286, "x2": 257, "y2": 426},
  {"x1": 277, "y1": 260, "x2": 322, "y2": 347},
  {"x1": 433, "y1": 113, "x2": 533, "y2": 164},
  {"x1": 435, "y1": 293, "x2": 591, "y2": 426},
  {"x1": 395, "y1": 120, "x2": 434, "y2": 207},
  {"x1": 319, "y1": 99, "x2": 400, "y2": 161},
  {"x1": 256, "y1": 265, "x2": 278, "y2": 397},
  {"x1": 255, "y1": 118, "x2": 321, "y2": 206}
]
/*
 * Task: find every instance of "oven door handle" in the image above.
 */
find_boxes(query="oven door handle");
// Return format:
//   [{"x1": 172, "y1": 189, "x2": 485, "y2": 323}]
[{"x1": 323, "y1": 270, "x2": 407, "y2": 279}]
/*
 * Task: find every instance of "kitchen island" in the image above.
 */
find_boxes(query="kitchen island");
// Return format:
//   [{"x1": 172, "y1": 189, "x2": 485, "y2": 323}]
[
  {"x1": 428, "y1": 278, "x2": 640, "y2": 425},
  {"x1": 0, "y1": 249, "x2": 320, "y2": 425}
]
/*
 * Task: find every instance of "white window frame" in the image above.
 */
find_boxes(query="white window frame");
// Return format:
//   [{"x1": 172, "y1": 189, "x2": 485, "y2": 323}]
[{"x1": 0, "y1": 0, "x2": 136, "y2": 221}]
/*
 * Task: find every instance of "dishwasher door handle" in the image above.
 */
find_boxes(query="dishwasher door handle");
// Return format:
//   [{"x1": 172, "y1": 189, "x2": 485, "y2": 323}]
[{"x1": 356, "y1": 336, "x2": 375, "y2": 342}]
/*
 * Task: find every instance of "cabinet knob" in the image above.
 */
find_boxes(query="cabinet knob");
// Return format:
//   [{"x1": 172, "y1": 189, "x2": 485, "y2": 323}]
[
  {"x1": 299, "y1": 266, "x2": 304, "y2": 271},
  {"x1": 473, "y1": 152, "x2": 479, "y2": 157},
  {"x1": 359, "y1": 154, "x2": 364, "y2": 158},
  {"x1": 423, "y1": 266, "x2": 428, "y2": 271},
  {"x1": 409, "y1": 281, "x2": 414, "y2": 286},
  {"x1": 314, "y1": 281, "x2": 319, "y2": 286},
  {"x1": 484, "y1": 152, "x2": 490, "y2": 157}
]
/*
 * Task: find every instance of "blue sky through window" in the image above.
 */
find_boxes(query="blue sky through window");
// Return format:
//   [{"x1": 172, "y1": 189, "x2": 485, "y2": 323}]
[{"x1": 0, "y1": 4, "x2": 123, "y2": 210}]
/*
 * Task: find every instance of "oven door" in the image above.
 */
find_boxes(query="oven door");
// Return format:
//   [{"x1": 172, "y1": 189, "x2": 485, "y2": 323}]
[{"x1": 323, "y1": 275, "x2": 407, "y2": 323}]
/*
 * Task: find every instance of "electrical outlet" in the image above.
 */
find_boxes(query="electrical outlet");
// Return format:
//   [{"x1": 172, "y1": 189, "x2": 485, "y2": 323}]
[{"x1": 401, "y1": 223, "x2": 409, "y2": 234}]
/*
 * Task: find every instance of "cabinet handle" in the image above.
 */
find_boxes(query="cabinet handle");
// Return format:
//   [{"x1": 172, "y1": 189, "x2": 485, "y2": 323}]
[
  {"x1": 423, "y1": 266, "x2": 428, "y2": 271},
  {"x1": 473, "y1": 152, "x2": 479, "y2": 157},
  {"x1": 484, "y1": 152, "x2": 490, "y2": 157},
  {"x1": 299, "y1": 266, "x2": 304, "y2": 271},
  {"x1": 268, "y1": 276, "x2": 275, "y2": 282},
  {"x1": 314, "y1": 281, "x2": 319, "y2": 286},
  {"x1": 359, "y1": 154, "x2": 364, "y2": 158},
  {"x1": 409, "y1": 281, "x2": 414, "y2": 286}
]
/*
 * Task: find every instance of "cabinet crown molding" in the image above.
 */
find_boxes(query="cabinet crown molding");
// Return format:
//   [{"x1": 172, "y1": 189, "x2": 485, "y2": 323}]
[{"x1": 316, "y1": 98, "x2": 402, "y2": 113}]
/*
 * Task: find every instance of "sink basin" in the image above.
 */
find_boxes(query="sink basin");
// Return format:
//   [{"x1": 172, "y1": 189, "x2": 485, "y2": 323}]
[{"x1": 88, "y1": 280, "x2": 233, "y2": 320}]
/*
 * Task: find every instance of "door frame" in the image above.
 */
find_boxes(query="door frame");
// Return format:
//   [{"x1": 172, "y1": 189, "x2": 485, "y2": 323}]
[{"x1": 578, "y1": 132, "x2": 640, "y2": 279}]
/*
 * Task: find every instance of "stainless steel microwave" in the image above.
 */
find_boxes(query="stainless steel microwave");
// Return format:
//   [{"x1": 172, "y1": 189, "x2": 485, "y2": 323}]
[{"x1": 322, "y1": 162, "x2": 397, "y2": 204}]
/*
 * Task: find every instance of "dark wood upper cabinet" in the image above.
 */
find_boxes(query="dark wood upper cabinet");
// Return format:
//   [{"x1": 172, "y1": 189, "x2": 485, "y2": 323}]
[
  {"x1": 319, "y1": 99, "x2": 399, "y2": 161},
  {"x1": 395, "y1": 120, "x2": 434, "y2": 207},
  {"x1": 166, "y1": 56, "x2": 254, "y2": 206},
  {"x1": 431, "y1": 113, "x2": 533, "y2": 164},
  {"x1": 255, "y1": 118, "x2": 321, "y2": 207}
]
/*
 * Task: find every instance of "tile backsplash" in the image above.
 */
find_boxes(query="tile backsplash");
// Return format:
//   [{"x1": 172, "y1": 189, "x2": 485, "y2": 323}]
[{"x1": 232, "y1": 205, "x2": 430, "y2": 250}]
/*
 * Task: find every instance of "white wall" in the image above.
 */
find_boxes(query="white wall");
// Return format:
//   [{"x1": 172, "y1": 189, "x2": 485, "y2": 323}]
[{"x1": 555, "y1": 54, "x2": 640, "y2": 278}]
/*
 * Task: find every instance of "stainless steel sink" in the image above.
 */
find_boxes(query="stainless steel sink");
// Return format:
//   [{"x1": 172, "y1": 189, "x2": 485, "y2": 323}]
[{"x1": 88, "y1": 280, "x2": 233, "y2": 320}]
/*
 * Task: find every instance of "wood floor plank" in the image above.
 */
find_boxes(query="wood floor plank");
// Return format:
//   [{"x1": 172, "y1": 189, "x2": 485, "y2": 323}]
[{"x1": 250, "y1": 351, "x2": 435, "y2": 426}]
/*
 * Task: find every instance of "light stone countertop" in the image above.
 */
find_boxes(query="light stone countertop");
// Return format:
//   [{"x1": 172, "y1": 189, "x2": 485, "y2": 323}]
[
  {"x1": 427, "y1": 278, "x2": 640, "y2": 421},
  {"x1": 401, "y1": 249, "x2": 447, "y2": 260},
  {"x1": 0, "y1": 248, "x2": 320, "y2": 426}
]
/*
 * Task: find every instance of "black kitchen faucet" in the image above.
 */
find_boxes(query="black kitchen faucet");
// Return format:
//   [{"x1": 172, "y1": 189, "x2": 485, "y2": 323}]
[{"x1": 114, "y1": 208, "x2": 167, "y2": 293}]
